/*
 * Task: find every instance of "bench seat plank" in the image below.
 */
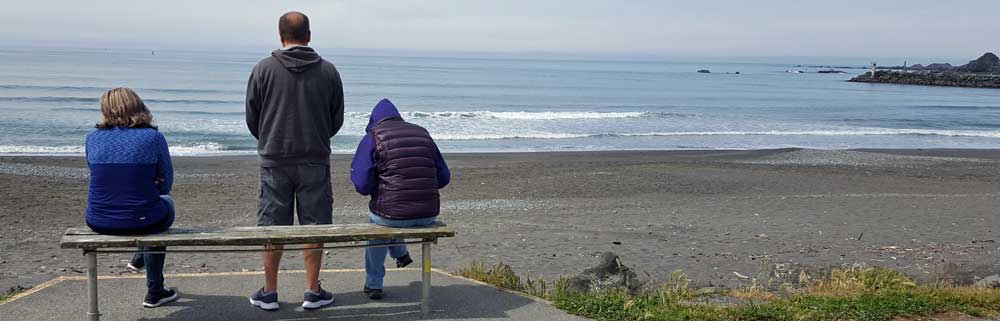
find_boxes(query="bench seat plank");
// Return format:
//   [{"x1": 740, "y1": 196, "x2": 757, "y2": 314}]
[{"x1": 60, "y1": 223, "x2": 455, "y2": 249}]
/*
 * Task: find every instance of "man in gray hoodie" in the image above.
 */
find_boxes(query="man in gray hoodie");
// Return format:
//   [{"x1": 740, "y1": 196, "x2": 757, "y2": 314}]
[{"x1": 245, "y1": 11, "x2": 344, "y2": 311}]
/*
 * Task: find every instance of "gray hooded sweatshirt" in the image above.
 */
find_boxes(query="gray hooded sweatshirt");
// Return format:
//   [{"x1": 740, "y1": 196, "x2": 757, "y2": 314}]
[{"x1": 246, "y1": 46, "x2": 345, "y2": 167}]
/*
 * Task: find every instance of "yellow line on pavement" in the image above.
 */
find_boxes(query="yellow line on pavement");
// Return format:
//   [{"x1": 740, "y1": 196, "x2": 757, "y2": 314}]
[
  {"x1": 57, "y1": 268, "x2": 419, "y2": 281},
  {"x1": 0, "y1": 268, "x2": 544, "y2": 306},
  {"x1": 0, "y1": 276, "x2": 69, "y2": 305}
]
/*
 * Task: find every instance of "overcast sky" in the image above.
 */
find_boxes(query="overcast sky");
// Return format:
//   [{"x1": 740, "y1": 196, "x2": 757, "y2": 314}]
[{"x1": 2, "y1": 0, "x2": 996, "y2": 59}]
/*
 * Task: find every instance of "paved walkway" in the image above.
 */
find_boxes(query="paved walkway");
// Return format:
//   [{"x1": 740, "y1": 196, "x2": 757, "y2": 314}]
[{"x1": 0, "y1": 269, "x2": 591, "y2": 321}]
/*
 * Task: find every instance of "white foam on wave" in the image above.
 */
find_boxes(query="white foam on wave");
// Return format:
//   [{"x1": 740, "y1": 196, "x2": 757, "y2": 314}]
[
  {"x1": 433, "y1": 132, "x2": 592, "y2": 140},
  {"x1": 610, "y1": 129, "x2": 1000, "y2": 138},
  {"x1": 428, "y1": 128, "x2": 1000, "y2": 140},
  {"x1": 0, "y1": 143, "x2": 254, "y2": 156},
  {"x1": 0, "y1": 145, "x2": 85, "y2": 154},
  {"x1": 345, "y1": 111, "x2": 651, "y2": 120},
  {"x1": 168, "y1": 143, "x2": 259, "y2": 156}
]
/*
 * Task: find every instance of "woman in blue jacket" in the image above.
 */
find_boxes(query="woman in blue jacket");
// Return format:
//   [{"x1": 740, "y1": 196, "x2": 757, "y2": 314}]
[{"x1": 86, "y1": 87, "x2": 179, "y2": 308}]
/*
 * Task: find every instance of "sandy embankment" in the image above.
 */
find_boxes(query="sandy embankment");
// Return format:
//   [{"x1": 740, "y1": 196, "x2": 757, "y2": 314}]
[{"x1": 2, "y1": 149, "x2": 1000, "y2": 293}]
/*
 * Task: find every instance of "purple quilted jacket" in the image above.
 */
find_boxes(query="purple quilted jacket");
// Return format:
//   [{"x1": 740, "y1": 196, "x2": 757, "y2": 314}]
[{"x1": 350, "y1": 99, "x2": 450, "y2": 219}]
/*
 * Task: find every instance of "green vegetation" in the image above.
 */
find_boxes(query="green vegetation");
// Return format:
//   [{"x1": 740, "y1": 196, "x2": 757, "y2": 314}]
[
  {"x1": 0, "y1": 292, "x2": 14, "y2": 302},
  {"x1": 0, "y1": 286, "x2": 30, "y2": 303},
  {"x1": 456, "y1": 262, "x2": 1000, "y2": 321}
]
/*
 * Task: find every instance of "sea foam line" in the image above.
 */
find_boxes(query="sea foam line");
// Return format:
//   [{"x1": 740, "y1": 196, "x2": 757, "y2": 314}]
[
  {"x1": 435, "y1": 129, "x2": 1000, "y2": 140},
  {"x1": 603, "y1": 129, "x2": 1000, "y2": 139},
  {"x1": 0, "y1": 143, "x2": 254, "y2": 156},
  {"x1": 343, "y1": 111, "x2": 676, "y2": 120}
]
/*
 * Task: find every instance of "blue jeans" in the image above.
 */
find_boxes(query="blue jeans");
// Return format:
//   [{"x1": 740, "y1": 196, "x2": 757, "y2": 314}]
[
  {"x1": 129, "y1": 195, "x2": 175, "y2": 293},
  {"x1": 365, "y1": 213, "x2": 437, "y2": 289}
]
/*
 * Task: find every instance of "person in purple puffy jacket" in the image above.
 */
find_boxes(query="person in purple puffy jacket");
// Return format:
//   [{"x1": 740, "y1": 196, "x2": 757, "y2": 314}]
[{"x1": 350, "y1": 98, "x2": 450, "y2": 300}]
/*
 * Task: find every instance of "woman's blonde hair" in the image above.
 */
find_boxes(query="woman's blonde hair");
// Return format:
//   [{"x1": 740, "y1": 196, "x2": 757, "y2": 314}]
[{"x1": 96, "y1": 87, "x2": 156, "y2": 129}]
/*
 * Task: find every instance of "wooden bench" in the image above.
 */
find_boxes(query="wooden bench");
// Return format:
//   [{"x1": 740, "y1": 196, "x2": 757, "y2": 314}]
[{"x1": 60, "y1": 223, "x2": 456, "y2": 321}]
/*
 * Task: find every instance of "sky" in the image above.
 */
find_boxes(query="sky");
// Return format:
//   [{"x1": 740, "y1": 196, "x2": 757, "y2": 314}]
[{"x1": 1, "y1": 0, "x2": 997, "y2": 59}]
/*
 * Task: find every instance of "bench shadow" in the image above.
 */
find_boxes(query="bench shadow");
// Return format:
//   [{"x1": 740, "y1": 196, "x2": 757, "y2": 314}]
[{"x1": 139, "y1": 282, "x2": 539, "y2": 321}]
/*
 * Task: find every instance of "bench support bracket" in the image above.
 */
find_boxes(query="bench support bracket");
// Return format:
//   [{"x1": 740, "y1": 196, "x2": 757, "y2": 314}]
[
  {"x1": 86, "y1": 250, "x2": 100, "y2": 321},
  {"x1": 422, "y1": 239, "x2": 432, "y2": 317}
]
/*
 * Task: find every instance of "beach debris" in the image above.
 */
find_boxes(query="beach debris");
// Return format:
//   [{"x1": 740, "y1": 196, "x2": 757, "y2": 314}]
[
  {"x1": 5, "y1": 285, "x2": 30, "y2": 297},
  {"x1": 857, "y1": 232, "x2": 864, "y2": 241},
  {"x1": 564, "y1": 252, "x2": 640, "y2": 294},
  {"x1": 754, "y1": 233, "x2": 769, "y2": 239},
  {"x1": 975, "y1": 275, "x2": 1000, "y2": 288},
  {"x1": 612, "y1": 241, "x2": 622, "y2": 245},
  {"x1": 697, "y1": 69, "x2": 711, "y2": 73},
  {"x1": 733, "y1": 272, "x2": 751, "y2": 279}
]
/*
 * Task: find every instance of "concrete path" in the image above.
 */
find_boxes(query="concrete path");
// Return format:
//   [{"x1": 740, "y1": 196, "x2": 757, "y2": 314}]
[{"x1": 0, "y1": 269, "x2": 591, "y2": 321}]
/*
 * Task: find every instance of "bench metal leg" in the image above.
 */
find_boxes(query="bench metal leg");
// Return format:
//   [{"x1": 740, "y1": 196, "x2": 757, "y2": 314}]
[
  {"x1": 421, "y1": 240, "x2": 431, "y2": 316},
  {"x1": 86, "y1": 251, "x2": 100, "y2": 321}
]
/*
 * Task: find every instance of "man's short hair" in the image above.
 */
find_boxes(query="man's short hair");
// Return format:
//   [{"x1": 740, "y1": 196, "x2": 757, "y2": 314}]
[{"x1": 279, "y1": 11, "x2": 310, "y2": 43}]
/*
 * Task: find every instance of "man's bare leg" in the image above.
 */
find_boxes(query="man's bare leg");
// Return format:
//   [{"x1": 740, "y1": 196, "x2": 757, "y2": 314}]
[
  {"x1": 264, "y1": 244, "x2": 284, "y2": 292},
  {"x1": 304, "y1": 243, "x2": 323, "y2": 292}
]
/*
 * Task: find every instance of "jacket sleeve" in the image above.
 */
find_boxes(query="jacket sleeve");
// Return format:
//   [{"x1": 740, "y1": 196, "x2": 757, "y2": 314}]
[
  {"x1": 434, "y1": 143, "x2": 450, "y2": 189},
  {"x1": 350, "y1": 134, "x2": 377, "y2": 195},
  {"x1": 329, "y1": 69, "x2": 345, "y2": 138},
  {"x1": 155, "y1": 133, "x2": 174, "y2": 195},
  {"x1": 245, "y1": 68, "x2": 261, "y2": 140}
]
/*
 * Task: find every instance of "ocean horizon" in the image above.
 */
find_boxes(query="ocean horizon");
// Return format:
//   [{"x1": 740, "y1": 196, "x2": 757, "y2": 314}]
[{"x1": 2, "y1": 47, "x2": 999, "y2": 156}]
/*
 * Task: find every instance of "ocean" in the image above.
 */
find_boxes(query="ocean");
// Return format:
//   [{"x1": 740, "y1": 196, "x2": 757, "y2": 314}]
[{"x1": 1, "y1": 47, "x2": 999, "y2": 155}]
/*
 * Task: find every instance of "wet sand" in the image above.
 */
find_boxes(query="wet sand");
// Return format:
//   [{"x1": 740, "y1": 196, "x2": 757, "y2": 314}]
[{"x1": 2, "y1": 149, "x2": 1000, "y2": 293}]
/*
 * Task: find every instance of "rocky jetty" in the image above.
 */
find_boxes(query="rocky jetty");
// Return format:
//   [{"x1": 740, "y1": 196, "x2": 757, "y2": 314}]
[{"x1": 849, "y1": 52, "x2": 1000, "y2": 88}]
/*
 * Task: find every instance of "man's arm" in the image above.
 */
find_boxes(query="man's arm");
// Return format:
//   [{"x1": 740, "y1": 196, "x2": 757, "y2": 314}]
[
  {"x1": 433, "y1": 143, "x2": 450, "y2": 189},
  {"x1": 329, "y1": 69, "x2": 345, "y2": 138},
  {"x1": 350, "y1": 134, "x2": 378, "y2": 195},
  {"x1": 245, "y1": 68, "x2": 261, "y2": 140},
  {"x1": 155, "y1": 133, "x2": 174, "y2": 195}
]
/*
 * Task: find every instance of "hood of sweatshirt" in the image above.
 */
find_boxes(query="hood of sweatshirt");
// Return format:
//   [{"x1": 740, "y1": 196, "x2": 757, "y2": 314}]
[
  {"x1": 270, "y1": 46, "x2": 322, "y2": 73},
  {"x1": 366, "y1": 98, "x2": 402, "y2": 133}
]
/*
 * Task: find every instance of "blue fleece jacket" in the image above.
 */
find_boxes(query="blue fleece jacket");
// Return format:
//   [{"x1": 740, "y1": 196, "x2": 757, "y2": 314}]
[
  {"x1": 350, "y1": 98, "x2": 450, "y2": 196},
  {"x1": 85, "y1": 127, "x2": 173, "y2": 230}
]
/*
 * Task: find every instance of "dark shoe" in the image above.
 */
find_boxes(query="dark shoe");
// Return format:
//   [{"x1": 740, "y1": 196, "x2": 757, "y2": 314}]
[
  {"x1": 364, "y1": 286, "x2": 383, "y2": 300},
  {"x1": 249, "y1": 288, "x2": 279, "y2": 311},
  {"x1": 143, "y1": 288, "x2": 179, "y2": 308},
  {"x1": 302, "y1": 286, "x2": 335, "y2": 310},
  {"x1": 396, "y1": 254, "x2": 413, "y2": 268}
]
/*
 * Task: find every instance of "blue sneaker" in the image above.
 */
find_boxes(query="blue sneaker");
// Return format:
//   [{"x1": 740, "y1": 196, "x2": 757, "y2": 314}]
[
  {"x1": 302, "y1": 286, "x2": 335, "y2": 310},
  {"x1": 249, "y1": 288, "x2": 279, "y2": 311}
]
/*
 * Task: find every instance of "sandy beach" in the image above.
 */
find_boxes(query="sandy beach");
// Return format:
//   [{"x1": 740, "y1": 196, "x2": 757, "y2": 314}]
[{"x1": 2, "y1": 149, "x2": 1000, "y2": 294}]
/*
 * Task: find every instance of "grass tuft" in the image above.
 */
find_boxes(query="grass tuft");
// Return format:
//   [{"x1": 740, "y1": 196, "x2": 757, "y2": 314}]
[
  {"x1": 457, "y1": 261, "x2": 1000, "y2": 321},
  {"x1": 807, "y1": 265, "x2": 916, "y2": 296},
  {"x1": 455, "y1": 260, "x2": 562, "y2": 299}
]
